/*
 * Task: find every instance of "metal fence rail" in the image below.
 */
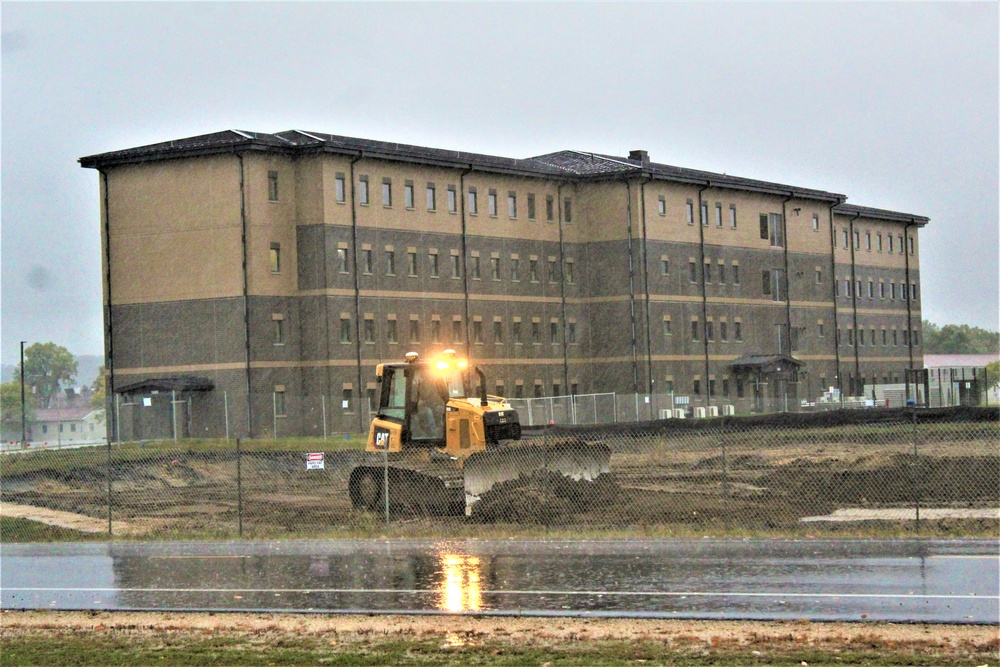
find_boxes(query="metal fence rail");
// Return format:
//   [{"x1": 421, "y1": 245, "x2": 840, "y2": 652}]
[{"x1": 1, "y1": 407, "x2": 997, "y2": 542}]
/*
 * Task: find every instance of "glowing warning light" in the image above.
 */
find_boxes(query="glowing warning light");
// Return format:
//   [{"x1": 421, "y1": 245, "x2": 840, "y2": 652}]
[
  {"x1": 457, "y1": 360, "x2": 468, "y2": 369},
  {"x1": 436, "y1": 360, "x2": 451, "y2": 371}
]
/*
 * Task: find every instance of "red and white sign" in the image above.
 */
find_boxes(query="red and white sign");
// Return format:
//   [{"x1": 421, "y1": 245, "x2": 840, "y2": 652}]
[{"x1": 306, "y1": 452, "x2": 325, "y2": 470}]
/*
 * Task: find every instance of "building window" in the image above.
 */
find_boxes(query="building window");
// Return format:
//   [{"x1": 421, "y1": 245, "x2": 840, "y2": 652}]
[
  {"x1": 709, "y1": 378, "x2": 716, "y2": 397},
  {"x1": 912, "y1": 329, "x2": 919, "y2": 345},
  {"x1": 564, "y1": 199, "x2": 572, "y2": 223},
  {"x1": 565, "y1": 260, "x2": 574, "y2": 284},
  {"x1": 359, "y1": 176, "x2": 369, "y2": 205},
  {"x1": 468, "y1": 188, "x2": 478, "y2": 215},
  {"x1": 429, "y1": 252, "x2": 439, "y2": 278},
  {"x1": 887, "y1": 235, "x2": 894, "y2": 253},
  {"x1": 335, "y1": 173, "x2": 346, "y2": 203},
  {"x1": 686, "y1": 200, "x2": 694, "y2": 225},
  {"x1": 693, "y1": 379, "x2": 701, "y2": 396},
  {"x1": 362, "y1": 248, "x2": 373, "y2": 274},
  {"x1": 842, "y1": 230, "x2": 849, "y2": 248},
  {"x1": 812, "y1": 214, "x2": 819, "y2": 231},
  {"x1": 546, "y1": 196, "x2": 554, "y2": 221},
  {"x1": 488, "y1": 190, "x2": 498, "y2": 216},
  {"x1": 364, "y1": 318, "x2": 375, "y2": 344},
  {"x1": 715, "y1": 203, "x2": 723, "y2": 227},
  {"x1": 404, "y1": 182, "x2": 415, "y2": 209},
  {"x1": 273, "y1": 318, "x2": 283, "y2": 345},
  {"x1": 732, "y1": 264, "x2": 740, "y2": 285},
  {"x1": 908, "y1": 237, "x2": 915, "y2": 254},
  {"x1": 701, "y1": 202, "x2": 708, "y2": 226},
  {"x1": 408, "y1": 251, "x2": 418, "y2": 277},
  {"x1": 879, "y1": 282, "x2": 885, "y2": 299},
  {"x1": 493, "y1": 319, "x2": 503, "y2": 344},
  {"x1": 548, "y1": 258, "x2": 558, "y2": 283},
  {"x1": 409, "y1": 319, "x2": 420, "y2": 344},
  {"x1": 877, "y1": 233, "x2": 883, "y2": 252},
  {"x1": 337, "y1": 247, "x2": 349, "y2": 274},
  {"x1": 844, "y1": 279, "x2": 852, "y2": 297},
  {"x1": 508, "y1": 192, "x2": 517, "y2": 218},
  {"x1": 889, "y1": 282, "x2": 895, "y2": 300},
  {"x1": 274, "y1": 389, "x2": 286, "y2": 417},
  {"x1": 720, "y1": 321, "x2": 728, "y2": 341},
  {"x1": 471, "y1": 255, "x2": 481, "y2": 280},
  {"x1": 705, "y1": 320, "x2": 714, "y2": 341},
  {"x1": 527, "y1": 193, "x2": 536, "y2": 220},
  {"x1": 269, "y1": 243, "x2": 281, "y2": 273},
  {"x1": 691, "y1": 319, "x2": 699, "y2": 341},
  {"x1": 689, "y1": 260, "x2": 697, "y2": 283},
  {"x1": 664, "y1": 379, "x2": 674, "y2": 393},
  {"x1": 568, "y1": 321, "x2": 577, "y2": 344},
  {"x1": 431, "y1": 319, "x2": 441, "y2": 343},
  {"x1": 761, "y1": 270, "x2": 771, "y2": 296},
  {"x1": 658, "y1": 196, "x2": 666, "y2": 215},
  {"x1": 660, "y1": 258, "x2": 669, "y2": 275},
  {"x1": 340, "y1": 317, "x2": 351, "y2": 343},
  {"x1": 531, "y1": 321, "x2": 541, "y2": 344},
  {"x1": 342, "y1": 389, "x2": 353, "y2": 412},
  {"x1": 473, "y1": 320, "x2": 483, "y2": 344},
  {"x1": 734, "y1": 321, "x2": 742, "y2": 341},
  {"x1": 848, "y1": 328, "x2": 855, "y2": 346},
  {"x1": 815, "y1": 269, "x2": 822, "y2": 284},
  {"x1": 427, "y1": 184, "x2": 436, "y2": 211},
  {"x1": 856, "y1": 280, "x2": 862, "y2": 297},
  {"x1": 817, "y1": 321, "x2": 824, "y2": 338},
  {"x1": 490, "y1": 257, "x2": 500, "y2": 281},
  {"x1": 385, "y1": 250, "x2": 396, "y2": 275},
  {"x1": 911, "y1": 283, "x2": 917, "y2": 300},
  {"x1": 882, "y1": 329, "x2": 888, "y2": 346},
  {"x1": 512, "y1": 320, "x2": 522, "y2": 344},
  {"x1": 453, "y1": 319, "x2": 463, "y2": 344},
  {"x1": 387, "y1": 319, "x2": 398, "y2": 344},
  {"x1": 511, "y1": 258, "x2": 520, "y2": 281},
  {"x1": 382, "y1": 178, "x2": 392, "y2": 207},
  {"x1": 730, "y1": 205, "x2": 737, "y2": 229},
  {"x1": 704, "y1": 261, "x2": 712, "y2": 284},
  {"x1": 663, "y1": 318, "x2": 672, "y2": 337},
  {"x1": 451, "y1": 254, "x2": 461, "y2": 279},
  {"x1": 550, "y1": 321, "x2": 559, "y2": 343},
  {"x1": 267, "y1": 171, "x2": 279, "y2": 202},
  {"x1": 722, "y1": 378, "x2": 730, "y2": 397},
  {"x1": 866, "y1": 231, "x2": 872, "y2": 251},
  {"x1": 760, "y1": 213, "x2": 784, "y2": 247},
  {"x1": 867, "y1": 281, "x2": 874, "y2": 299},
  {"x1": 854, "y1": 230, "x2": 860, "y2": 249},
  {"x1": 718, "y1": 263, "x2": 726, "y2": 285},
  {"x1": 529, "y1": 259, "x2": 539, "y2": 282},
  {"x1": 447, "y1": 186, "x2": 457, "y2": 213}
]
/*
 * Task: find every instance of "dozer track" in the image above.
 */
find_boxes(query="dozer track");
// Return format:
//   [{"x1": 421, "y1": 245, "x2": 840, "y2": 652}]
[{"x1": 348, "y1": 457, "x2": 466, "y2": 516}]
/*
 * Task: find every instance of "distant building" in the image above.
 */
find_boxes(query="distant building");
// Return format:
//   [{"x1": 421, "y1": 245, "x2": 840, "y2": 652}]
[
  {"x1": 32, "y1": 407, "x2": 107, "y2": 446},
  {"x1": 924, "y1": 354, "x2": 999, "y2": 406},
  {"x1": 80, "y1": 131, "x2": 927, "y2": 438}
]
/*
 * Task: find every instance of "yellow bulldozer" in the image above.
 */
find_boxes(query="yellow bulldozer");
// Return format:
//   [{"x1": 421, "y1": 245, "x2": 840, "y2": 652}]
[{"x1": 348, "y1": 350, "x2": 611, "y2": 516}]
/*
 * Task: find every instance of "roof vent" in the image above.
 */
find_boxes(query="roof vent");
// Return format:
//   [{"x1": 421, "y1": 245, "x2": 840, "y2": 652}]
[{"x1": 629, "y1": 149, "x2": 649, "y2": 165}]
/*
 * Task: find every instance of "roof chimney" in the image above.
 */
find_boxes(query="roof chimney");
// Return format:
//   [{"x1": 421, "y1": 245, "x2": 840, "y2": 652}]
[{"x1": 628, "y1": 149, "x2": 649, "y2": 165}]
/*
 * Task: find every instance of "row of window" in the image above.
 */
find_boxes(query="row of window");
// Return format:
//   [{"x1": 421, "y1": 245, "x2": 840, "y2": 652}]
[
  {"x1": 838, "y1": 327, "x2": 920, "y2": 347},
  {"x1": 39, "y1": 422, "x2": 96, "y2": 434},
  {"x1": 838, "y1": 279, "x2": 918, "y2": 301},
  {"x1": 841, "y1": 228, "x2": 915, "y2": 255},
  {"x1": 324, "y1": 315, "x2": 579, "y2": 346}
]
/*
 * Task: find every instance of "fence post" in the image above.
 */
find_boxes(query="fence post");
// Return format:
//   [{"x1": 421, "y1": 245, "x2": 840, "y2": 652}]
[
  {"x1": 382, "y1": 443, "x2": 390, "y2": 527},
  {"x1": 106, "y1": 438, "x2": 113, "y2": 536},
  {"x1": 236, "y1": 438, "x2": 243, "y2": 538},
  {"x1": 321, "y1": 395, "x2": 328, "y2": 440},
  {"x1": 912, "y1": 409, "x2": 921, "y2": 534},
  {"x1": 224, "y1": 391, "x2": 230, "y2": 440},
  {"x1": 720, "y1": 421, "x2": 730, "y2": 533},
  {"x1": 171, "y1": 390, "x2": 178, "y2": 441}
]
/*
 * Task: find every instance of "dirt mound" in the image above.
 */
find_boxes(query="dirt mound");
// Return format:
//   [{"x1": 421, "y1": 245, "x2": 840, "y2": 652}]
[{"x1": 471, "y1": 471, "x2": 621, "y2": 524}]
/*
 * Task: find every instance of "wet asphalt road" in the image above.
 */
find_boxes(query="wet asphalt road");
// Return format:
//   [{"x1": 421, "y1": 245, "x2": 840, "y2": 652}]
[{"x1": 2, "y1": 538, "x2": 997, "y2": 623}]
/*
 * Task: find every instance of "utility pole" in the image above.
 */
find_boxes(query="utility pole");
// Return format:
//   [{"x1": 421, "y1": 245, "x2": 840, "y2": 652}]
[{"x1": 20, "y1": 341, "x2": 27, "y2": 446}]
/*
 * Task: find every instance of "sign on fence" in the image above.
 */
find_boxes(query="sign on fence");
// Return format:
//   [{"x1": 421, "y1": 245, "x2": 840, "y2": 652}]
[{"x1": 305, "y1": 452, "x2": 325, "y2": 470}]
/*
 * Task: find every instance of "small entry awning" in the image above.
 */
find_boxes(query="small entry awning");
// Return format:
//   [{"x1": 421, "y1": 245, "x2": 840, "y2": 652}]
[
  {"x1": 115, "y1": 376, "x2": 215, "y2": 395},
  {"x1": 729, "y1": 355, "x2": 803, "y2": 374}
]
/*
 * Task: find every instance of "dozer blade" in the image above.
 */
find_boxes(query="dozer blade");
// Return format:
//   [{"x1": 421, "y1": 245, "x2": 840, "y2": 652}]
[{"x1": 462, "y1": 438, "x2": 612, "y2": 516}]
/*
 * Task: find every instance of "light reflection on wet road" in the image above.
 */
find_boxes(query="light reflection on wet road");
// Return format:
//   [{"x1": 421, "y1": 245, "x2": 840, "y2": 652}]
[{"x1": 2, "y1": 539, "x2": 997, "y2": 623}]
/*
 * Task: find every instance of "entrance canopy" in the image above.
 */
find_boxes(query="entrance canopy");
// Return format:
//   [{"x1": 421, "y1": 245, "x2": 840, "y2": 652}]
[
  {"x1": 729, "y1": 355, "x2": 803, "y2": 376},
  {"x1": 115, "y1": 376, "x2": 215, "y2": 395}
]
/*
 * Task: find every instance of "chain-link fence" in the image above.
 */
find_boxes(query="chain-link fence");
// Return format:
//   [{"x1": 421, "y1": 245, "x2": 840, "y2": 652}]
[{"x1": 1, "y1": 407, "x2": 996, "y2": 542}]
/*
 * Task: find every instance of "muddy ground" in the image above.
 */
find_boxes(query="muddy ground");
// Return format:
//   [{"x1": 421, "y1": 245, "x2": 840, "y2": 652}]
[{"x1": 1, "y1": 433, "x2": 998, "y2": 539}]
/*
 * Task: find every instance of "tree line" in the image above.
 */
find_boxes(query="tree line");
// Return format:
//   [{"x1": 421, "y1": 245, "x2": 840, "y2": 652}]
[{"x1": 921, "y1": 320, "x2": 1000, "y2": 355}]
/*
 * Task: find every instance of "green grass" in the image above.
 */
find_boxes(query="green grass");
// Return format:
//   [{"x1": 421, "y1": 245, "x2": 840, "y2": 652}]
[
  {"x1": 0, "y1": 516, "x2": 103, "y2": 543},
  {"x1": 2, "y1": 634, "x2": 992, "y2": 667}
]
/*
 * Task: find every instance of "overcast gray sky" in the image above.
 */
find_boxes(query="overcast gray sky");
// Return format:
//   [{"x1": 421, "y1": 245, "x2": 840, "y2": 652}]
[{"x1": 2, "y1": 1, "x2": 997, "y2": 365}]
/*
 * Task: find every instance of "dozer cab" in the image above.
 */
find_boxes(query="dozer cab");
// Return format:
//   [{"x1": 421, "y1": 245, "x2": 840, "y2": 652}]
[{"x1": 348, "y1": 350, "x2": 611, "y2": 516}]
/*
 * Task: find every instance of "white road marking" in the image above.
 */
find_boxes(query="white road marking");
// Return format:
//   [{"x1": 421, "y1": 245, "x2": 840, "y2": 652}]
[{"x1": 4, "y1": 587, "x2": 995, "y2": 600}]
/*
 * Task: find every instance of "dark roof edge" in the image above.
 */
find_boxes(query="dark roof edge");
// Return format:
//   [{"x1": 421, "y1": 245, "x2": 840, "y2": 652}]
[{"x1": 834, "y1": 203, "x2": 930, "y2": 226}]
